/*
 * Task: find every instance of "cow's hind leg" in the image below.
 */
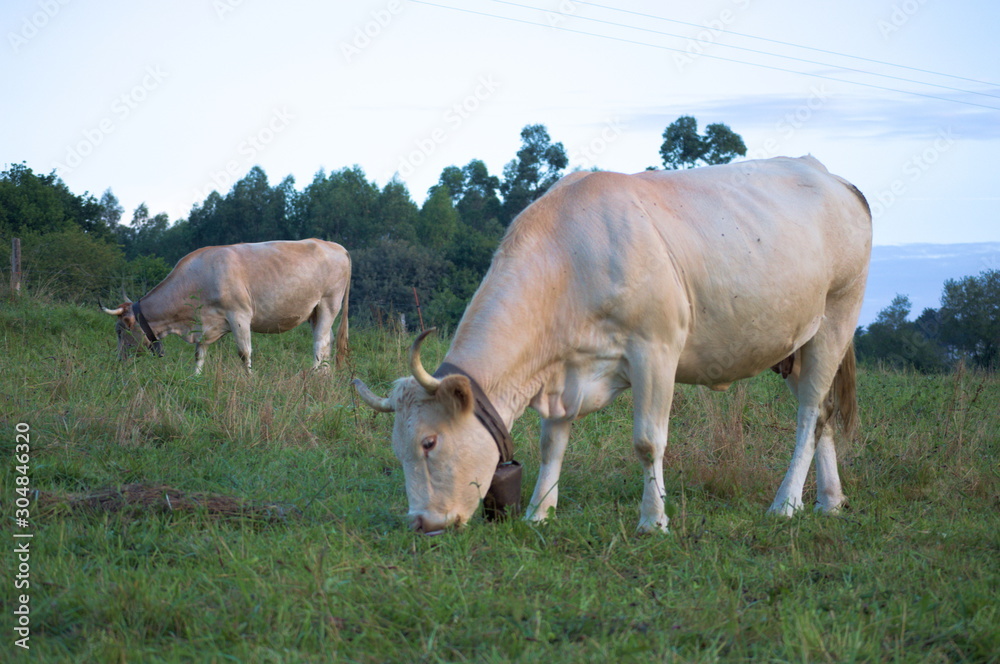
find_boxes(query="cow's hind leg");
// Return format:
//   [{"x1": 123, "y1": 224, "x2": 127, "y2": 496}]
[
  {"x1": 525, "y1": 419, "x2": 572, "y2": 522},
  {"x1": 814, "y1": 420, "x2": 845, "y2": 513},
  {"x1": 768, "y1": 403, "x2": 825, "y2": 516},
  {"x1": 768, "y1": 333, "x2": 846, "y2": 516},
  {"x1": 309, "y1": 303, "x2": 336, "y2": 372}
]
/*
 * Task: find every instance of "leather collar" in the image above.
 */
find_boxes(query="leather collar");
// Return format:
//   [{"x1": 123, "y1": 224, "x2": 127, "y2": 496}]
[
  {"x1": 130, "y1": 299, "x2": 159, "y2": 346},
  {"x1": 433, "y1": 362, "x2": 514, "y2": 463}
]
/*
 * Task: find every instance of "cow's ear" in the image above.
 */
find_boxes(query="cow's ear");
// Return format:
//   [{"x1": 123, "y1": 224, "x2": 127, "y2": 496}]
[
  {"x1": 437, "y1": 374, "x2": 474, "y2": 418},
  {"x1": 120, "y1": 304, "x2": 137, "y2": 330}
]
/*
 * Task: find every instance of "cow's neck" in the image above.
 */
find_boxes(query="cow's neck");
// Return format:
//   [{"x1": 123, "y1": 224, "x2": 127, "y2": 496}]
[
  {"x1": 136, "y1": 275, "x2": 201, "y2": 340},
  {"x1": 442, "y1": 340, "x2": 544, "y2": 431},
  {"x1": 442, "y1": 270, "x2": 561, "y2": 430}
]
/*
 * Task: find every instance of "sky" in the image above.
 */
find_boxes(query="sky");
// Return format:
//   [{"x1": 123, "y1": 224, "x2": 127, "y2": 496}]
[{"x1": 2, "y1": 0, "x2": 998, "y2": 252}]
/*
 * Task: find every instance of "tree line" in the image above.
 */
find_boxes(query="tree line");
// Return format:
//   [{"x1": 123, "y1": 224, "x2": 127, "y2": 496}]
[
  {"x1": 3, "y1": 116, "x2": 995, "y2": 370},
  {"x1": 856, "y1": 277, "x2": 999, "y2": 372},
  {"x1": 1, "y1": 118, "x2": 746, "y2": 327}
]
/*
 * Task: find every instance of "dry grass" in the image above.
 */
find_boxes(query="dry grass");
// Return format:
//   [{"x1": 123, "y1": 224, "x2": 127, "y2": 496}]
[
  {"x1": 114, "y1": 385, "x2": 191, "y2": 447},
  {"x1": 666, "y1": 382, "x2": 781, "y2": 507}
]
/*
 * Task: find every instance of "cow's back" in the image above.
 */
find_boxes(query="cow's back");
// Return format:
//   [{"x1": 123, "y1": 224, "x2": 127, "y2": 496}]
[
  {"x1": 637, "y1": 158, "x2": 870, "y2": 383},
  {"x1": 172, "y1": 239, "x2": 350, "y2": 333},
  {"x1": 473, "y1": 157, "x2": 870, "y2": 388}
]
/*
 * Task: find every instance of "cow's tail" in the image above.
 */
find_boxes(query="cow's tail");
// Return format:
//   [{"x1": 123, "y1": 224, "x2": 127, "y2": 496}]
[
  {"x1": 335, "y1": 260, "x2": 350, "y2": 368},
  {"x1": 832, "y1": 340, "x2": 859, "y2": 439}
]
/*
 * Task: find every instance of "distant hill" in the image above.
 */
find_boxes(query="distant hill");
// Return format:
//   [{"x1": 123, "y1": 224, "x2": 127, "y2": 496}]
[{"x1": 859, "y1": 242, "x2": 1000, "y2": 326}]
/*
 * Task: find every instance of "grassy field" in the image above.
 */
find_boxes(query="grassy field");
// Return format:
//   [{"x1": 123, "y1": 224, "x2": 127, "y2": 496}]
[{"x1": 2, "y1": 297, "x2": 998, "y2": 663}]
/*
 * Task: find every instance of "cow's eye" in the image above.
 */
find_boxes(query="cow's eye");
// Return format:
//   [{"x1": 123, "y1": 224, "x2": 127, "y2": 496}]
[{"x1": 421, "y1": 435, "x2": 438, "y2": 453}]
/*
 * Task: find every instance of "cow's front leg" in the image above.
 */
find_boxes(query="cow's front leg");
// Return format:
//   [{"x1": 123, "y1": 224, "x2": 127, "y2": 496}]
[
  {"x1": 629, "y1": 354, "x2": 676, "y2": 534},
  {"x1": 525, "y1": 419, "x2": 571, "y2": 522},
  {"x1": 633, "y1": 423, "x2": 670, "y2": 533},
  {"x1": 194, "y1": 342, "x2": 207, "y2": 375},
  {"x1": 228, "y1": 314, "x2": 253, "y2": 374}
]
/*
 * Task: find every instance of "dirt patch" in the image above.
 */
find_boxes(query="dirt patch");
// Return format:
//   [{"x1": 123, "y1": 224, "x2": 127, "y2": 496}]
[{"x1": 35, "y1": 483, "x2": 298, "y2": 522}]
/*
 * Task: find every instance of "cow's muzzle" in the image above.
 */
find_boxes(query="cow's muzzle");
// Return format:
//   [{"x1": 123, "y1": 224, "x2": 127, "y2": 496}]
[{"x1": 411, "y1": 514, "x2": 446, "y2": 536}]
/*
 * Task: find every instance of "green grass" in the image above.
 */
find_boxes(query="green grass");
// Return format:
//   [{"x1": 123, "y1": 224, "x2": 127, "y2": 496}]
[{"x1": 2, "y1": 297, "x2": 998, "y2": 663}]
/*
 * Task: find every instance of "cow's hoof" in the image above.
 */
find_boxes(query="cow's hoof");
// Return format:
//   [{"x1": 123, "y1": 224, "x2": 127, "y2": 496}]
[
  {"x1": 814, "y1": 497, "x2": 846, "y2": 515},
  {"x1": 766, "y1": 500, "x2": 802, "y2": 518},
  {"x1": 636, "y1": 519, "x2": 669, "y2": 535},
  {"x1": 524, "y1": 504, "x2": 556, "y2": 524}
]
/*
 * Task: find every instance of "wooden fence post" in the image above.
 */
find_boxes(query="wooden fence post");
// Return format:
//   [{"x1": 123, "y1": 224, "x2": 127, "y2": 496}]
[
  {"x1": 412, "y1": 286, "x2": 425, "y2": 331},
  {"x1": 10, "y1": 238, "x2": 20, "y2": 296}
]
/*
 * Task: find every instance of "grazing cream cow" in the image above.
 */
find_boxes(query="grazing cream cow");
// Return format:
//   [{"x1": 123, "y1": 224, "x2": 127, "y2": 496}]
[
  {"x1": 103, "y1": 239, "x2": 350, "y2": 374},
  {"x1": 354, "y1": 156, "x2": 871, "y2": 534}
]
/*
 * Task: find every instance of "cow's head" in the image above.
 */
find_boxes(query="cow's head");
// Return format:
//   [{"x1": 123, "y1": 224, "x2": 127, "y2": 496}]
[
  {"x1": 101, "y1": 298, "x2": 164, "y2": 360},
  {"x1": 353, "y1": 330, "x2": 500, "y2": 534}
]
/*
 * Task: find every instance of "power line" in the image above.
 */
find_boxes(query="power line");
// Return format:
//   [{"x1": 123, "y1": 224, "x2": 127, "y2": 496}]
[
  {"x1": 486, "y1": 0, "x2": 1000, "y2": 100},
  {"x1": 568, "y1": 0, "x2": 1000, "y2": 90},
  {"x1": 411, "y1": 0, "x2": 1000, "y2": 112}
]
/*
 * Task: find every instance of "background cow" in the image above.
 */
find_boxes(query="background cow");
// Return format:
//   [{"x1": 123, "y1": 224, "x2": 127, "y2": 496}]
[
  {"x1": 353, "y1": 156, "x2": 872, "y2": 534},
  {"x1": 103, "y1": 238, "x2": 351, "y2": 374}
]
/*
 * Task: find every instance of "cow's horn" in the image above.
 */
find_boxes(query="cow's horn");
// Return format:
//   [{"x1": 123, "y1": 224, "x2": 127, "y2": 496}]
[
  {"x1": 410, "y1": 328, "x2": 441, "y2": 394},
  {"x1": 352, "y1": 379, "x2": 394, "y2": 413},
  {"x1": 121, "y1": 286, "x2": 132, "y2": 303},
  {"x1": 100, "y1": 298, "x2": 125, "y2": 316}
]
